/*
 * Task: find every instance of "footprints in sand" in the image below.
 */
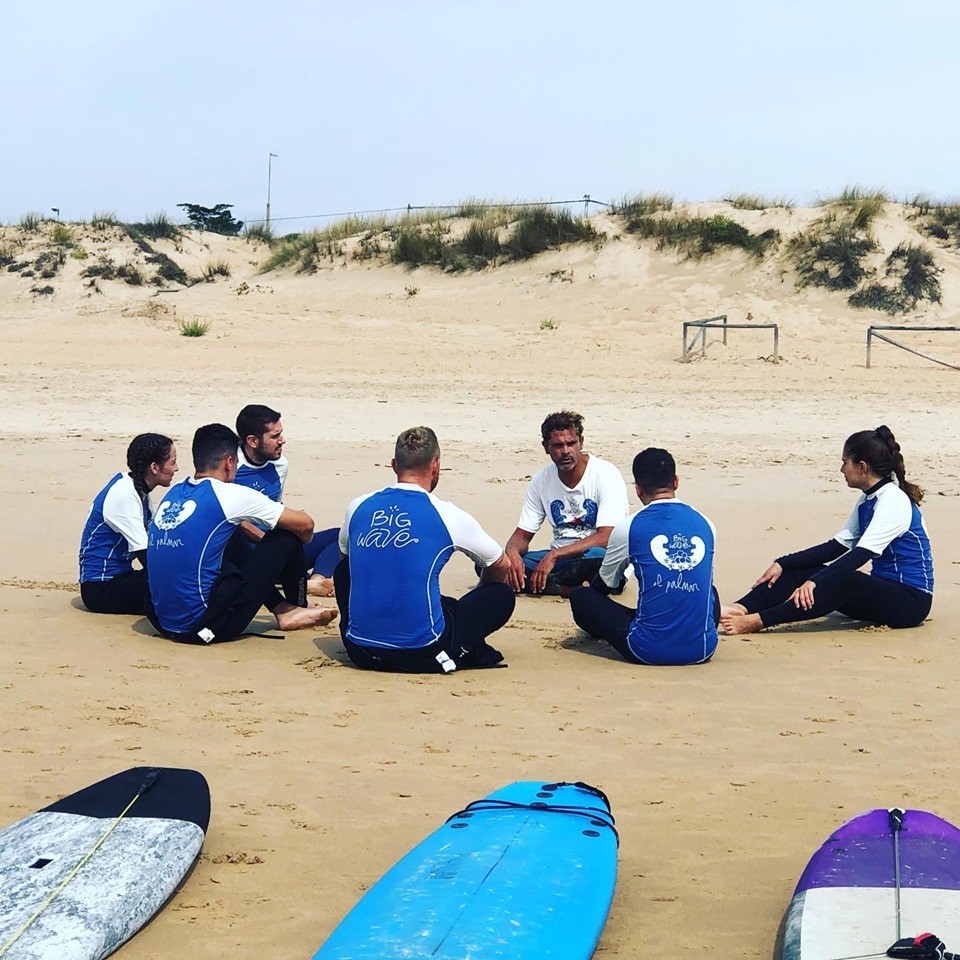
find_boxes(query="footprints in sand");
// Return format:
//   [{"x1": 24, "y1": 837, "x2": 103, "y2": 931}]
[
  {"x1": 0, "y1": 578, "x2": 77, "y2": 591},
  {"x1": 296, "y1": 655, "x2": 343, "y2": 674},
  {"x1": 206, "y1": 852, "x2": 265, "y2": 865}
]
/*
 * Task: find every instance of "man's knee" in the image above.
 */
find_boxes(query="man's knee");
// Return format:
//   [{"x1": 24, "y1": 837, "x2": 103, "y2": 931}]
[{"x1": 569, "y1": 584, "x2": 590, "y2": 620}]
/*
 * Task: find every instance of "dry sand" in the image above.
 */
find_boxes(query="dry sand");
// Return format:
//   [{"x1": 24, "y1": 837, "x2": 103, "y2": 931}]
[{"x1": 1, "y1": 207, "x2": 959, "y2": 959}]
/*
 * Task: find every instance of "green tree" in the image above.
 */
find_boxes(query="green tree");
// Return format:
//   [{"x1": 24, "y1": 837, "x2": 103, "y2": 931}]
[{"x1": 176, "y1": 203, "x2": 244, "y2": 236}]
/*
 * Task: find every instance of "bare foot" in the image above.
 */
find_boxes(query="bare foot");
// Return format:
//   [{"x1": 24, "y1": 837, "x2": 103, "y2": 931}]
[
  {"x1": 720, "y1": 612, "x2": 763, "y2": 635},
  {"x1": 307, "y1": 575, "x2": 335, "y2": 598},
  {"x1": 275, "y1": 603, "x2": 339, "y2": 631},
  {"x1": 719, "y1": 602, "x2": 748, "y2": 618}
]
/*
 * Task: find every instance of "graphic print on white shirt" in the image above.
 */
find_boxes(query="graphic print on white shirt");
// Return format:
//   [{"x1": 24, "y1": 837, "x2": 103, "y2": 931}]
[{"x1": 517, "y1": 455, "x2": 628, "y2": 548}]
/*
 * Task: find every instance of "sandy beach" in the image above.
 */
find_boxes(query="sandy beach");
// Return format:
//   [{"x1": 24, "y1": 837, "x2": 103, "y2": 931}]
[{"x1": 2, "y1": 206, "x2": 959, "y2": 959}]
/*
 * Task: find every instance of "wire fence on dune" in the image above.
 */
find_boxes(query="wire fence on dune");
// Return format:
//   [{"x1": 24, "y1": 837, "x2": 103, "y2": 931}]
[{"x1": 241, "y1": 195, "x2": 613, "y2": 232}]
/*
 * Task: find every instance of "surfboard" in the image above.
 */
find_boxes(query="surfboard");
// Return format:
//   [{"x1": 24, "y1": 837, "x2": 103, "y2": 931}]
[
  {"x1": 312, "y1": 780, "x2": 618, "y2": 959},
  {"x1": 779, "y1": 807, "x2": 960, "y2": 960},
  {"x1": 0, "y1": 765, "x2": 210, "y2": 960}
]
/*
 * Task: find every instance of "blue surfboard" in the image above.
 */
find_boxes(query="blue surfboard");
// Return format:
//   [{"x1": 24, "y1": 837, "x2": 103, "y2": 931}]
[{"x1": 312, "y1": 780, "x2": 618, "y2": 959}]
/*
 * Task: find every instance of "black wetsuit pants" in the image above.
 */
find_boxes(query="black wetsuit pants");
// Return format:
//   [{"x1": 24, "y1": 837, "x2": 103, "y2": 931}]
[
  {"x1": 570, "y1": 585, "x2": 720, "y2": 664},
  {"x1": 333, "y1": 559, "x2": 515, "y2": 673},
  {"x1": 80, "y1": 569, "x2": 148, "y2": 615},
  {"x1": 737, "y1": 565, "x2": 932, "y2": 629},
  {"x1": 147, "y1": 528, "x2": 307, "y2": 644}
]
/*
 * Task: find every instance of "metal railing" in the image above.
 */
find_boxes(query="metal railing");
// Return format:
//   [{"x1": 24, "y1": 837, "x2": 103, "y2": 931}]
[
  {"x1": 682, "y1": 314, "x2": 779, "y2": 362},
  {"x1": 865, "y1": 326, "x2": 960, "y2": 370}
]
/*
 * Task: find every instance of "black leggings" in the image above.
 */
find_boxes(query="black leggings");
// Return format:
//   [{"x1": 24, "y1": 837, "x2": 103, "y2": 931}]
[
  {"x1": 333, "y1": 559, "x2": 515, "y2": 673},
  {"x1": 80, "y1": 569, "x2": 148, "y2": 615},
  {"x1": 737, "y1": 565, "x2": 932, "y2": 629},
  {"x1": 570, "y1": 585, "x2": 720, "y2": 664},
  {"x1": 148, "y1": 528, "x2": 307, "y2": 644}
]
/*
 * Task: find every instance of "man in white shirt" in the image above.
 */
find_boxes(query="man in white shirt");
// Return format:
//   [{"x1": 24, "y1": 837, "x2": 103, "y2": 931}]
[{"x1": 503, "y1": 411, "x2": 629, "y2": 596}]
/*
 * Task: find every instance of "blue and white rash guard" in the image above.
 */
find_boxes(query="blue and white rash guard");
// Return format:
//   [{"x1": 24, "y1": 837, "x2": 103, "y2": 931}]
[
  {"x1": 233, "y1": 448, "x2": 288, "y2": 530},
  {"x1": 599, "y1": 499, "x2": 717, "y2": 665},
  {"x1": 147, "y1": 477, "x2": 284, "y2": 634},
  {"x1": 339, "y1": 483, "x2": 503, "y2": 649},
  {"x1": 834, "y1": 481, "x2": 934, "y2": 593},
  {"x1": 79, "y1": 473, "x2": 151, "y2": 583}
]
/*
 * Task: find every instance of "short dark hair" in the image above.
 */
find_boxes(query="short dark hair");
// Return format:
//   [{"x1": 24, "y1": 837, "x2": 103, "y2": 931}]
[
  {"x1": 236, "y1": 404, "x2": 281, "y2": 443},
  {"x1": 632, "y1": 448, "x2": 676, "y2": 492},
  {"x1": 395, "y1": 426, "x2": 440, "y2": 471},
  {"x1": 193, "y1": 423, "x2": 240, "y2": 472},
  {"x1": 540, "y1": 410, "x2": 584, "y2": 445}
]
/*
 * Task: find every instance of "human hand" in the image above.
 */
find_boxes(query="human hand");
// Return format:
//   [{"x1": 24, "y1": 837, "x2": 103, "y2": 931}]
[
  {"x1": 528, "y1": 552, "x2": 558, "y2": 594},
  {"x1": 505, "y1": 550, "x2": 527, "y2": 593},
  {"x1": 753, "y1": 561, "x2": 783, "y2": 588},
  {"x1": 789, "y1": 580, "x2": 816, "y2": 610}
]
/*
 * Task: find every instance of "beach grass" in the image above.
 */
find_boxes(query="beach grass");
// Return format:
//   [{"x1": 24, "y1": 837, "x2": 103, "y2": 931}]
[
  {"x1": 132, "y1": 212, "x2": 181, "y2": 241},
  {"x1": 820, "y1": 187, "x2": 886, "y2": 230},
  {"x1": 726, "y1": 194, "x2": 794, "y2": 211},
  {"x1": 178, "y1": 318, "x2": 210, "y2": 337},
  {"x1": 202, "y1": 259, "x2": 231, "y2": 281},
  {"x1": 19, "y1": 212, "x2": 42, "y2": 232},
  {"x1": 91, "y1": 211, "x2": 119, "y2": 230},
  {"x1": 504, "y1": 208, "x2": 599, "y2": 261},
  {"x1": 50, "y1": 224, "x2": 76, "y2": 247},
  {"x1": 911, "y1": 201, "x2": 960, "y2": 244},
  {"x1": 791, "y1": 221, "x2": 877, "y2": 290},
  {"x1": 117, "y1": 262, "x2": 145, "y2": 286},
  {"x1": 624, "y1": 212, "x2": 778, "y2": 259},
  {"x1": 243, "y1": 222, "x2": 274, "y2": 244},
  {"x1": 614, "y1": 194, "x2": 675, "y2": 218},
  {"x1": 146, "y1": 252, "x2": 190, "y2": 286}
]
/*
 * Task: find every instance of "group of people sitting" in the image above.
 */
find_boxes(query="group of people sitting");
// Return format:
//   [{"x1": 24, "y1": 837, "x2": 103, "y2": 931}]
[{"x1": 78, "y1": 407, "x2": 935, "y2": 673}]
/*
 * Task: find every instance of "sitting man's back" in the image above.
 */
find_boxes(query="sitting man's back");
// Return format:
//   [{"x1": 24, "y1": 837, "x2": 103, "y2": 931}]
[
  {"x1": 570, "y1": 447, "x2": 719, "y2": 666},
  {"x1": 335, "y1": 426, "x2": 514, "y2": 673}
]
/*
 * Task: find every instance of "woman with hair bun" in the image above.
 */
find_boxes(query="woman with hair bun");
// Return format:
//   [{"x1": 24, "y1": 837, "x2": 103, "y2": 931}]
[
  {"x1": 721, "y1": 425, "x2": 933, "y2": 635},
  {"x1": 79, "y1": 433, "x2": 178, "y2": 614}
]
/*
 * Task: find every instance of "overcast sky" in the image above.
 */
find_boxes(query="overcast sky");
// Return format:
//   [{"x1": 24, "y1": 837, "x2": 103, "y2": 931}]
[{"x1": 3, "y1": 1, "x2": 956, "y2": 229}]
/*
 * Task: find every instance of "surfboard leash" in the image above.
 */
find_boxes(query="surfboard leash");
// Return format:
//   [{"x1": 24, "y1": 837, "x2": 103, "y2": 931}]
[
  {"x1": 446, "y1": 797, "x2": 619, "y2": 846},
  {"x1": 540, "y1": 781, "x2": 612, "y2": 812},
  {"x1": 0, "y1": 768, "x2": 162, "y2": 958},
  {"x1": 890, "y1": 807, "x2": 905, "y2": 942}
]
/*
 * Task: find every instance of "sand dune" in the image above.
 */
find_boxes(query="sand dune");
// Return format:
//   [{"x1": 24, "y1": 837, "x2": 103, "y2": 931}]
[{"x1": 1, "y1": 203, "x2": 958, "y2": 959}]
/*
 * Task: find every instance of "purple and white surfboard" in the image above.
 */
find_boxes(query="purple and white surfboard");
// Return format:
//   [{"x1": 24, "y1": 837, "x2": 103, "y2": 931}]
[{"x1": 780, "y1": 808, "x2": 960, "y2": 960}]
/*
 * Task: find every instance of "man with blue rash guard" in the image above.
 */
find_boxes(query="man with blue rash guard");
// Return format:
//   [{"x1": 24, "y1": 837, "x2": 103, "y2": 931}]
[
  {"x1": 146, "y1": 423, "x2": 336, "y2": 644},
  {"x1": 570, "y1": 448, "x2": 719, "y2": 665},
  {"x1": 334, "y1": 426, "x2": 515, "y2": 673},
  {"x1": 234, "y1": 404, "x2": 340, "y2": 598}
]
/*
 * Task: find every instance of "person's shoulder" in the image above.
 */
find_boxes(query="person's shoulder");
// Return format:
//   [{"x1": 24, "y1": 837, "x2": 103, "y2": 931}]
[
  {"x1": 346, "y1": 486, "x2": 392, "y2": 511},
  {"x1": 426, "y1": 491, "x2": 479, "y2": 525},
  {"x1": 104, "y1": 471, "x2": 133, "y2": 492},
  {"x1": 876, "y1": 481, "x2": 908, "y2": 503},
  {"x1": 526, "y1": 462, "x2": 555, "y2": 486}
]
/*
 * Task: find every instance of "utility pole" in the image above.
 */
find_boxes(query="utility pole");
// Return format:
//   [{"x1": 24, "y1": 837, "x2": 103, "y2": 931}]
[{"x1": 266, "y1": 153, "x2": 278, "y2": 228}]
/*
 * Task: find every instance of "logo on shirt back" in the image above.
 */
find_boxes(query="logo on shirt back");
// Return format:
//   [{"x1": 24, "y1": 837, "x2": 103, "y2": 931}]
[
  {"x1": 356, "y1": 506, "x2": 420, "y2": 549},
  {"x1": 651, "y1": 533, "x2": 706, "y2": 572},
  {"x1": 155, "y1": 499, "x2": 197, "y2": 531}
]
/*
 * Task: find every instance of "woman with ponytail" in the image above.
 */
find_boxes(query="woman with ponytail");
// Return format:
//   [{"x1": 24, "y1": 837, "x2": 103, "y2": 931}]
[
  {"x1": 721, "y1": 425, "x2": 933, "y2": 634},
  {"x1": 79, "y1": 433, "x2": 178, "y2": 614}
]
